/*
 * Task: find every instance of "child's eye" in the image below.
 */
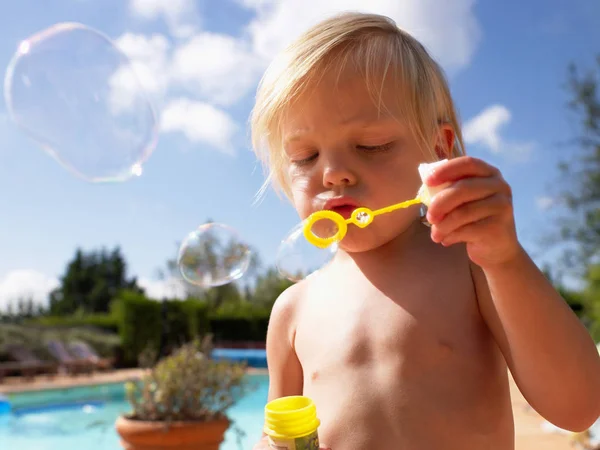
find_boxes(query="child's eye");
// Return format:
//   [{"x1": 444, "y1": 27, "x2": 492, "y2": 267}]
[
  {"x1": 357, "y1": 141, "x2": 395, "y2": 152},
  {"x1": 292, "y1": 153, "x2": 318, "y2": 166}
]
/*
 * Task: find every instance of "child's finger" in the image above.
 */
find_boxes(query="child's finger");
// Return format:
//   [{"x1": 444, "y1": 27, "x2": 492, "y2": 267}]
[
  {"x1": 425, "y1": 156, "x2": 499, "y2": 186},
  {"x1": 427, "y1": 177, "x2": 503, "y2": 223},
  {"x1": 439, "y1": 217, "x2": 493, "y2": 247},
  {"x1": 430, "y1": 194, "x2": 507, "y2": 243}
]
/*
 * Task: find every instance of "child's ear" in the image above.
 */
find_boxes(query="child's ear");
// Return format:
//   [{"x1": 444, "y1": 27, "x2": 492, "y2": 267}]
[
  {"x1": 434, "y1": 146, "x2": 446, "y2": 160},
  {"x1": 434, "y1": 124, "x2": 455, "y2": 159}
]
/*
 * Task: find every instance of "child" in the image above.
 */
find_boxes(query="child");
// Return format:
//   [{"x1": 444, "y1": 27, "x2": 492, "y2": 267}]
[{"x1": 250, "y1": 11, "x2": 600, "y2": 449}]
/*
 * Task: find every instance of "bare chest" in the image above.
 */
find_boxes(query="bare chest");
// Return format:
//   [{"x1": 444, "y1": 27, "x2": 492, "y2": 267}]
[
  {"x1": 294, "y1": 261, "x2": 487, "y2": 379},
  {"x1": 291, "y1": 251, "x2": 513, "y2": 449}
]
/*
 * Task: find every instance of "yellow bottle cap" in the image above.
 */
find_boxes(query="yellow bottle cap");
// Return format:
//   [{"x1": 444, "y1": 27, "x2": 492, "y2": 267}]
[{"x1": 264, "y1": 396, "x2": 320, "y2": 440}]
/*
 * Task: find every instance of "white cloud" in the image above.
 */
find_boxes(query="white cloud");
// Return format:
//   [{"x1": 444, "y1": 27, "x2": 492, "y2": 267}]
[
  {"x1": 243, "y1": 0, "x2": 481, "y2": 74},
  {"x1": 536, "y1": 196, "x2": 555, "y2": 211},
  {"x1": 125, "y1": 0, "x2": 483, "y2": 106},
  {"x1": 463, "y1": 105, "x2": 510, "y2": 153},
  {"x1": 463, "y1": 104, "x2": 535, "y2": 160},
  {"x1": 160, "y1": 98, "x2": 238, "y2": 154},
  {"x1": 0, "y1": 270, "x2": 59, "y2": 312},
  {"x1": 129, "y1": 0, "x2": 198, "y2": 38},
  {"x1": 138, "y1": 276, "x2": 187, "y2": 300},
  {"x1": 114, "y1": 0, "x2": 484, "y2": 153},
  {"x1": 171, "y1": 32, "x2": 261, "y2": 106},
  {"x1": 111, "y1": 31, "x2": 244, "y2": 153},
  {"x1": 113, "y1": 33, "x2": 172, "y2": 100},
  {"x1": 108, "y1": 32, "x2": 172, "y2": 123}
]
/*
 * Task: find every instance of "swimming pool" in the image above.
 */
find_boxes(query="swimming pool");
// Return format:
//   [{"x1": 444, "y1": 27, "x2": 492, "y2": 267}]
[
  {"x1": 0, "y1": 374, "x2": 268, "y2": 449},
  {"x1": 212, "y1": 348, "x2": 268, "y2": 368}
]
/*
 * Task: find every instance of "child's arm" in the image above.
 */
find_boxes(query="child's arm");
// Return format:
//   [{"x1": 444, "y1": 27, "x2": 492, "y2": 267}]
[
  {"x1": 471, "y1": 252, "x2": 600, "y2": 431},
  {"x1": 425, "y1": 155, "x2": 600, "y2": 432},
  {"x1": 253, "y1": 286, "x2": 304, "y2": 449}
]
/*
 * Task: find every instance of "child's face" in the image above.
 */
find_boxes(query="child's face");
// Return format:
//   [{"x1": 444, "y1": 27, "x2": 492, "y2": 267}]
[{"x1": 281, "y1": 67, "x2": 435, "y2": 253}]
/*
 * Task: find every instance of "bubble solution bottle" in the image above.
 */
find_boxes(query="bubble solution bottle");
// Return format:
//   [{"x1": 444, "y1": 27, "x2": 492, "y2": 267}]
[{"x1": 263, "y1": 396, "x2": 321, "y2": 450}]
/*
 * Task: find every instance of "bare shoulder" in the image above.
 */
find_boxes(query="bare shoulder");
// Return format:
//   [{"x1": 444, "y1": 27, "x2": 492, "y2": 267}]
[
  {"x1": 270, "y1": 280, "x2": 307, "y2": 325},
  {"x1": 437, "y1": 242, "x2": 492, "y2": 296},
  {"x1": 412, "y1": 239, "x2": 491, "y2": 327},
  {"x1": 267, "y1": 278, "x2": 314, "y2": 349},
  {"x1": 416, "y1": 236, "x2": 475, "y2": 284},
  {"x1": 435, "y1": 242, "x2": 493, "y2": 310}
]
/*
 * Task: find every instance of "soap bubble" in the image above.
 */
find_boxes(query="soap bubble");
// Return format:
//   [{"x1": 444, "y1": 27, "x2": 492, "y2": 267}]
[
  {"x1": 178, "y1": 223, "x2": 252, "y2": 288},
  {"x1": 276, "y1": 220, "x2": 338, "y2": 282},
  {"x1": 4, "y1": 22, "x2": 157, "y2": 182}
]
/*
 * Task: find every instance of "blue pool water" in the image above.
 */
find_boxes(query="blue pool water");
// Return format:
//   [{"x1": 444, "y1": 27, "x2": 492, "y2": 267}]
[
  {"x1": 212, "y1": 348, "x2": 267, "y2": 368},
  {"x1": 0, "y1": 374, "x2": 268, "y2": 450}
]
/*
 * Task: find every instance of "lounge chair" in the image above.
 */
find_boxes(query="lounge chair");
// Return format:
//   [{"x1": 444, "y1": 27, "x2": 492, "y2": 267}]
[
  {"x1": 0, "y1": 361, "x2": 38, "y2": 383},
  {"x1": 46, "y1": 340, "x2": 95, "y2": 375},
  {"x1": 0, "y1": 344, "x2": 59, "y2": 382},
  {"x1": 67, "y1": 341, "x2": 113, "y2": 371}
]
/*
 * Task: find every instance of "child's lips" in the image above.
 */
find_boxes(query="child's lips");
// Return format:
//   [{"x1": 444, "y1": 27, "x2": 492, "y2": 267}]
[
  {"x1": 330, "y1": 205, "x2": 356, "y2": 219},
  {"x1": 322, "y1": 196, "x2": 360, "y2": 219}
]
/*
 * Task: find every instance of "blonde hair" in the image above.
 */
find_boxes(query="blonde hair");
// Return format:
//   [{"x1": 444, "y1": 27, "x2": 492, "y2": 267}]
[{"x1": 250, "y1": 11, "x2": 466, "y2": 200}]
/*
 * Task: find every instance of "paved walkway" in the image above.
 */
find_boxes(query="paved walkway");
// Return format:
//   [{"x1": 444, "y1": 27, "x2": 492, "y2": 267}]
[
  {"x1": 0, "y1": 368, "x2": 145, "y2": 394},
  {"x1": 0, "y1": 368, "x2": 582, "y2": 448}
]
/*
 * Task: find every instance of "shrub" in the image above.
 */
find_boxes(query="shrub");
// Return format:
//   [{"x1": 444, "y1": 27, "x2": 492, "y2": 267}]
[{"x1": 124, "y1": 335, "x2": 250, "y2": 422}]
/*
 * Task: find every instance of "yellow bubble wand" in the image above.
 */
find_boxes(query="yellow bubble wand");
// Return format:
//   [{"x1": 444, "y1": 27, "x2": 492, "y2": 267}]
[
  {"x1": 302, "y1": 197, "x2": 422, "y2": 249},
  {"x1": 302, "y1": 160, "x2": 450, "y2": 249}
]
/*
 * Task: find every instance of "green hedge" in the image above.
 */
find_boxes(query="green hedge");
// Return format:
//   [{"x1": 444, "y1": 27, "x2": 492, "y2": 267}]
[
  {"x1": 208, "y1": 317, "x2": 269, "y2": 341},
  {"x1": 113, "y1": 291, "x2": 211, "y2": 366},
  {"x1": 114, "y1": 291, "x2": 162, "y2": 365},
  {"x1": 113, "y1": 292, "x2": 270, "y2": 363},
  {"x1": 26, "y1": 292, "x2": 271, "y2": 366},
  {"x1": 183, "y1": 299, "x2": 210, "y2": 339}
]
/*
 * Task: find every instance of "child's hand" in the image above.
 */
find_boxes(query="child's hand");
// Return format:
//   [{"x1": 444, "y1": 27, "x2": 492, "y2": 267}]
[{"x1": 424, "y1": 156, "x2": 521, "y2": 268}]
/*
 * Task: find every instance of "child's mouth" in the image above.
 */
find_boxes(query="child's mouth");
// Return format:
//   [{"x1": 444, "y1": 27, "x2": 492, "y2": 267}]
[{"x1": 330, "y1": 205, "x2": 356, "y2": 219}]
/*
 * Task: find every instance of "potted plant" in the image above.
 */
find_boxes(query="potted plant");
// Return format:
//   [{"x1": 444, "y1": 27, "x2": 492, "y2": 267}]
[{"x1": 115, "y1": 334, "x2": 249, "y2": 450}]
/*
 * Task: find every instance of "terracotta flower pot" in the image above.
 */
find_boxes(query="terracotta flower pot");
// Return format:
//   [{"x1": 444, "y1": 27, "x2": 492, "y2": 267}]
[{"x1": 115, "y1": 415, "x2": 230, "y2": 450}]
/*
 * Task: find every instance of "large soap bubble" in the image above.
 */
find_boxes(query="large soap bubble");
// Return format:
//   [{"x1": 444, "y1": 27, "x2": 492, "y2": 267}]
[{"x1": 4, "y1": 22, "x2": 157, "y2": 182}]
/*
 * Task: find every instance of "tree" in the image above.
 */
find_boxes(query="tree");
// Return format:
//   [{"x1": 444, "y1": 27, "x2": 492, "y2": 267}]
[
  {"x1": 251, "y1": 268, "x2": 295, "y2": 309},
  {"x1": 49, "y1": 246, "x2": 143, "y2": 315},
  {"x1": 582, "y1": 265, "x2": 600, "y2": 340},
  {"x1": 550, "y1": 55, "x2": 600, "y2": 337},
  {"x1": 555, "y1": 55, "x2": 600, "y2": 276}
]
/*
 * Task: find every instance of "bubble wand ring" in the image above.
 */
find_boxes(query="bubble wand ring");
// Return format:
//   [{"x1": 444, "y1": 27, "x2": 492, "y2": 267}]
[{"x1": 303, "y1": 197, "x2": 423, "y2": 249}]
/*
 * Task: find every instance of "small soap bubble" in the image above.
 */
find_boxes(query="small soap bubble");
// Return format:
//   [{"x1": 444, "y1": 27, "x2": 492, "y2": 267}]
[
  {"x1": 4, "y1": 22, "x2": 157, "y2": 182},
  {"x1": 276, "y1": 220, "x2": 338, "y2": 282},
  {"x1": 178, "y1": 223, "x2": 251, "y2": 288}
]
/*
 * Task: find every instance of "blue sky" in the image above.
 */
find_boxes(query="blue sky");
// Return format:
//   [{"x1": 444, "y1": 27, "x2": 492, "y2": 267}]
[{"x1": 0, "y1": 0, "x2": 597, "y2": 307}]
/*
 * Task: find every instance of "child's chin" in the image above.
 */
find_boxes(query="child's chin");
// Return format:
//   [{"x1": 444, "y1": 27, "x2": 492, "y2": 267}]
[
  {"x1": 338, "y1": 235, "x2": 387, "y2": 254},
  {"x1": 339, "y1": 223, "x2": 413, "y2": 253}
]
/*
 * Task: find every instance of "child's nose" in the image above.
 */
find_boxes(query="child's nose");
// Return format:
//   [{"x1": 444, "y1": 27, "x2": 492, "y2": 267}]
[{"x1": 322, "y1": 162, "x2": 357, "y2": 188}]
